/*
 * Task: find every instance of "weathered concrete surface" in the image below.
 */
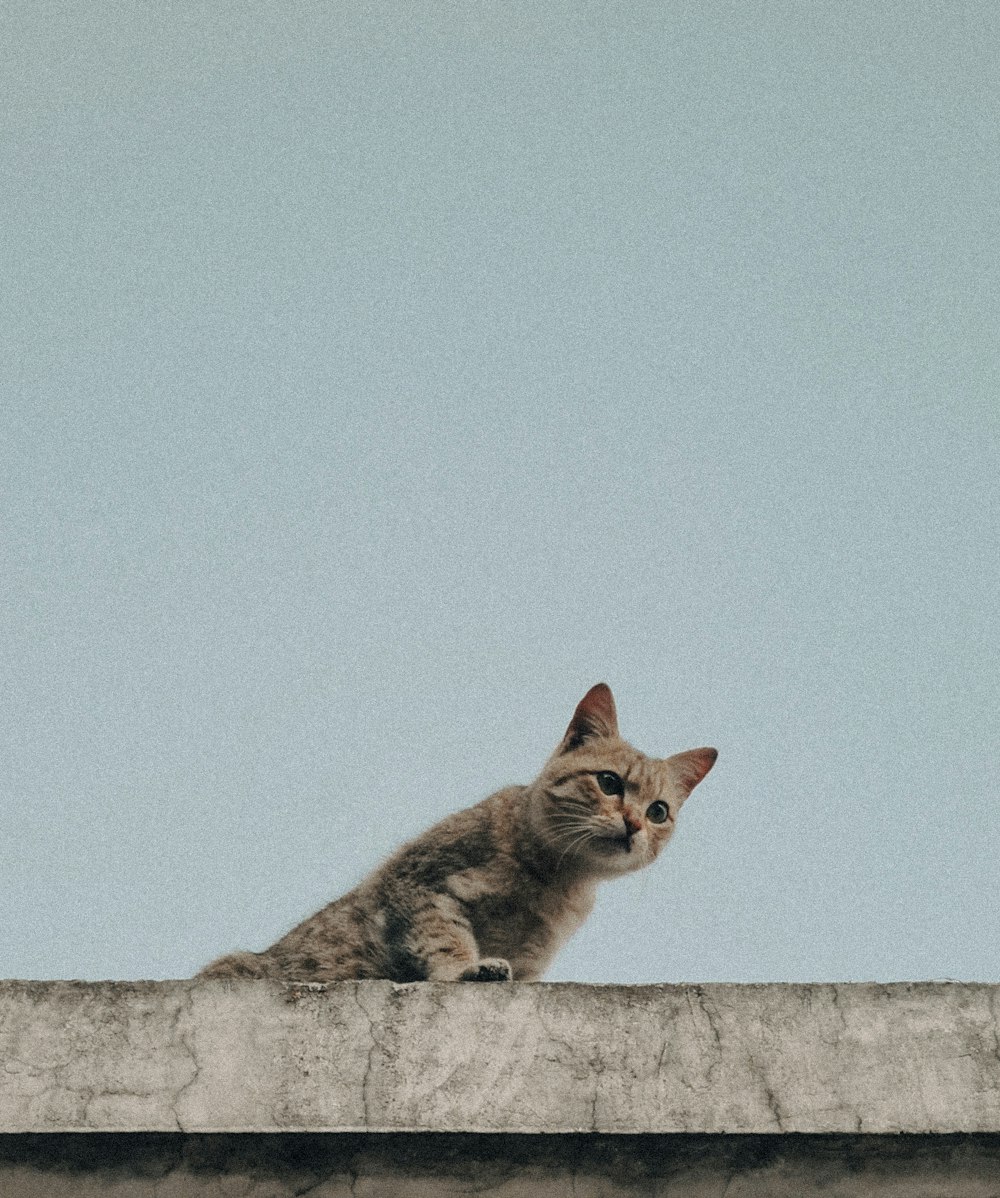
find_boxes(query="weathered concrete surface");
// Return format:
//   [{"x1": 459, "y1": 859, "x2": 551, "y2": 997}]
[
  {"x1": 2, "y1": 1134, "x2": 1000, "y2": 1197},
  {"x1": 1, "y1": 981, "x2": 999, "y2": 1134}
]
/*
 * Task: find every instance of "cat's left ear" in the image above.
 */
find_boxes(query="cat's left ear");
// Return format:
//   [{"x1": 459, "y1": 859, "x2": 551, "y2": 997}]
[
  {"x1": 667, "y1": 747, "x2": 718, "y2": 800},
  {"x1": 557, "y1": 683, "x2": 619, "y2": 753}
]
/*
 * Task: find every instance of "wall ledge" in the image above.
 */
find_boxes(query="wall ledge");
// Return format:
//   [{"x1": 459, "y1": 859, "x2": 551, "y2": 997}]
[{"x1": 2, "y1": 980, "x2": 998, "y2": 1135}]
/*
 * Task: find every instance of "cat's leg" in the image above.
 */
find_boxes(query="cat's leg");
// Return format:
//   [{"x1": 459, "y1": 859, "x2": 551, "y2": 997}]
[
  {"x1": 458, "y1": 959, "x2": 513, "y2": 982},
  {"x1": 401, "y1": 891, "x2": 512, "y2": 982}
]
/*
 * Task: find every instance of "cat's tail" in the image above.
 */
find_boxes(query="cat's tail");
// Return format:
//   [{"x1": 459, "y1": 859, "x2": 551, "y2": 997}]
[{"x1": 197, "y1": 950, "x2": 272, "y2": 980}]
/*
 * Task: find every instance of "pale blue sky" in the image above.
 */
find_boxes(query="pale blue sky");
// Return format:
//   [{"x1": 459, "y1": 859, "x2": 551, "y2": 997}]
[{"x1": 2, "y1": 1, "x2": 998, "y2": 983}]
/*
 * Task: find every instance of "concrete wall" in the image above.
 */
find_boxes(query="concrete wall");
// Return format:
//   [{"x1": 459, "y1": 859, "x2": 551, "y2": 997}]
[{"x1": 2, "y1": 980, "x2": 999, "y2": 1194}]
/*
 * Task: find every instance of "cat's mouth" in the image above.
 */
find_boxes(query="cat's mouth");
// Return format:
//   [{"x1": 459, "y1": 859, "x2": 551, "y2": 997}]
[{"x1": 595, "y1": 832, "x2": 634, "y2": 854}]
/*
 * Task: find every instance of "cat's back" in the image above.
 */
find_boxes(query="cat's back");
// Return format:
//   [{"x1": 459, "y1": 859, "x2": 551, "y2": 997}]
[{"x1": 372, "y1": 783, "x2": 528, "y2": 893}]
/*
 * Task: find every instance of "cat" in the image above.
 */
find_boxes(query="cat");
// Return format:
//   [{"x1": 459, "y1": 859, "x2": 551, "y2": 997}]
[{"x1": 198, "y1": 683, "x2": 716, "y2": 983}]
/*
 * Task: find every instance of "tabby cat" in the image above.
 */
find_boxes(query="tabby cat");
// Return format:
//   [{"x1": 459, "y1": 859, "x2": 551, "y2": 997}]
[{"x1": 199, "y1": 684, "x2": 716, "y2": 982}]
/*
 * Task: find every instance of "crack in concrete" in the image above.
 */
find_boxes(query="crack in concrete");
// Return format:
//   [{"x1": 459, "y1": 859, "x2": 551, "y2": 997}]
[
  {"x1": 746, "y1": 1052, "x2": 785, "y2": 1131},
  {"x1": 828, "y1": 984, "x2": 849, "y2": 1044},
  {"x1": 693, "y1": 986, "x2": 724, "y2": 1084},
  {"x1": 3, "y1": 994, "x2": 187, "y2": 1131},
  {"x1": 589, "y1": 1051, "x2": 606, "y2": 1132},
  {"x1": 719, "y1": 1169, "x2": 739, "y2": 1198},
  {"x1": 677, "y1": 985, "x2": 725, "y2": 1100},
  {"x1": 987, "y1": 989, "x2": 1000, "y2": 1074},
  {"x1": 167, "y1": 985, "x2": 200, "y2": 1133},
  {"x1": 351, "y1": 983, "x2": 381, "y2": 1129},
  {"x1": 534, "y1": 991, "x2": 603, "y2": 1132},
  {"x1": 290, "y1": 1173, "x2": 335, "y2": 1197}
]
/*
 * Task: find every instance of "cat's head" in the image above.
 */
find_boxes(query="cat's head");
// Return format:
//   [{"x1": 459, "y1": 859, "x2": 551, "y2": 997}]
[{"x1": 531, "y1": 684, "x2": 716, "y2": 879}]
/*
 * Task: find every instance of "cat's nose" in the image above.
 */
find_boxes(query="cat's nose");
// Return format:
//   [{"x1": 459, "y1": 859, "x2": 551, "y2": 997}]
[{"x1": 622, "y1": 810, "x2": 643, "y2": 838}]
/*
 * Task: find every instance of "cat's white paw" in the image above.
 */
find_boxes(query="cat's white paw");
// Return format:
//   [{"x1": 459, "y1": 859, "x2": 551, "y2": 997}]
[{"x1": 459, "y1": 958, "x2": 512, "y2": 982}]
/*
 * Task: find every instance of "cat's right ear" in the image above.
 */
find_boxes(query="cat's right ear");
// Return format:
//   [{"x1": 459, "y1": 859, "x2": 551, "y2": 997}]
[
  {"x1": 666, "y1": 747, "x2": 718, "y2": 801},
  {"x1": 557, "y1": 683, "x2": 619, "y2": 754}
]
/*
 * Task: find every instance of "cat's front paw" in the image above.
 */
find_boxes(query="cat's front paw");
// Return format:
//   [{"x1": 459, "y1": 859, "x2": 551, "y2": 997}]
[{"x1": 459, "y1": 958, "x2": 512, "y2": 982}]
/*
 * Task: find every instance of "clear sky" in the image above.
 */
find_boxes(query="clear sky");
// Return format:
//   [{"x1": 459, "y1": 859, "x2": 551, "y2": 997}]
[{"x1": 3, "y1": 1, "x2": 998, "y2": 984}]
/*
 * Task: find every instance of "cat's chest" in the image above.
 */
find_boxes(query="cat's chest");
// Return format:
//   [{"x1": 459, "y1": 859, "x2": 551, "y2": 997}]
[{"x1": 444, "y1": 862, "x2": 596, "y2": 975}]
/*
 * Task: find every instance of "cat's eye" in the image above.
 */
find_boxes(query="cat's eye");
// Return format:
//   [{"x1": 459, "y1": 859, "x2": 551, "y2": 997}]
[
  {"x1": 646, "y1": 801, "x2": 670, "y2": 824},
  {"x1": 595, "y1": 771, "x2": 624, "y2": 797}
]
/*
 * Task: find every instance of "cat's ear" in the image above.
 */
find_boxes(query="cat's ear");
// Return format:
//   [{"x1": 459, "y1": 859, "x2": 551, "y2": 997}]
[
  {"x1": 667, "y1": 747, "x2": 718, "y2": 800},
  {"x1": 558, "y1": 683, "x2": 619, "y2": 753}
]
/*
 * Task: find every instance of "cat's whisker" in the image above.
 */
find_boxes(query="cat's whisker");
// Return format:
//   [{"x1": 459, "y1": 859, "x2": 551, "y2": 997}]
[
  {"x1": 555, "y1": 827, "x2": 599, "y2": 871},
  {"x1": 543, "y1": 811, "x2": 592, "y2": 830},
  {"x1": 540, "y1": 821, "x2": 595, "y2": 851},
  {"x1": 545, "y1": 816, "x2": 593, "y2": 834}
]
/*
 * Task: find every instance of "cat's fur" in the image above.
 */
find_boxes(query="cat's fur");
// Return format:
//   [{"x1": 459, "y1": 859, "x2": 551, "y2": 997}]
[{"x1": 199, "y1": 684, "x2": 716, "y2": 983}]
